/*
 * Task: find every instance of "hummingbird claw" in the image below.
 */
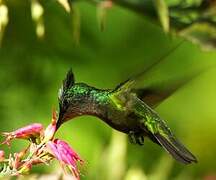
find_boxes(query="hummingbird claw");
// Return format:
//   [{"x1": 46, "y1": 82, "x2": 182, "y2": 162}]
[
  {"x1": 128, "y1": 131, "x2": 136, "y2": 144},
  {"x1": 137, "y1": 136, "x2": 145, "y2": 145},
  {"x1": 128, "y1": 131, "x2": 144, "y2": 145}
]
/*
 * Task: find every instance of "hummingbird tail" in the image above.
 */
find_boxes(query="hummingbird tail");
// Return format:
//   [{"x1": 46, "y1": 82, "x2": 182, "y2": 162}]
[
  {"x1": 129, "y1": 94, "x2": 198, "y2": 164},
  {"x1": 154, "y1": 133, "x2": 198, "y2": 164}
]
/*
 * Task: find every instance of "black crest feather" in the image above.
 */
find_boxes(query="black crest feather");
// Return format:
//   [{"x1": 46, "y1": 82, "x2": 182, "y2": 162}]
[
  {"x1": 63, "y1": 68, "x2": 74, "y2": 90},
  {"x1": 58, "y1": 68, "x2": 75, "y2": 101}
]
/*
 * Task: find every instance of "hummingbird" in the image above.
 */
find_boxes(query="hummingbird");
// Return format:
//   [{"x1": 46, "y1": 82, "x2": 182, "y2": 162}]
[{"x1": 56, "y1": 67, "x2": 198, "y2": 165}]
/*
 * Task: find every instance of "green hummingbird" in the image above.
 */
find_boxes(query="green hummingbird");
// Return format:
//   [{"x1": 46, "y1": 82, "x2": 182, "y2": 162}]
[{"x1": 56, "y1": 69, "x2": 198, "y2": 164}]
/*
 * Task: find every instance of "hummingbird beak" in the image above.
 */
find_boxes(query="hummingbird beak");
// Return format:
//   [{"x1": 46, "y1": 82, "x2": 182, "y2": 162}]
[
  {"x1": 56, "y1": 110, "x2": 64, "y2": 130},
  {"x1": 56, "y1": 100, "x2": 66, "y2": 130},
  {"x1": 56, "y1": 119, "x2": 61, "y2": 130}
]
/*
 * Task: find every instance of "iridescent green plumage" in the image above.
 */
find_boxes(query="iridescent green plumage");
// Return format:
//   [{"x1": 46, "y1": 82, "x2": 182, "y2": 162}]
[{"x1": 57, "y1": 69, "x2": 198, "y2": 164}]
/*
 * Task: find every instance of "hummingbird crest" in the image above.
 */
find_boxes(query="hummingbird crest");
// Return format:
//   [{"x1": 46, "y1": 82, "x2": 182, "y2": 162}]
[{"x1": 58, "y1": 68, "x2": 75, "y2": 103}]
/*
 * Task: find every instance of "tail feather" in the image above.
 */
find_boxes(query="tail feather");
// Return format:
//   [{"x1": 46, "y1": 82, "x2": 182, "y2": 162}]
[{"x1": 154, "y1": 133, "x2": 198, "y2": 164}]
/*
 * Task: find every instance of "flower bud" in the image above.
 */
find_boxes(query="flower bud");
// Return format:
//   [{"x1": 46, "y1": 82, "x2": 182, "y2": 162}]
[
  {"x1": 42, "y1": 110, "x2": 57, "y2": 143},
  {"x1": 18, "y1": 161, "x2": 32, "y2": 175},
  {"x1": 13, "y1": 147, "x2": 29, "y2": 169},
  {"x1": 18, "y1": 158, "x2": 43, "y2": 175},
  {"x1": 1, "y1": 123, "x2": 43, "y2": 146}
]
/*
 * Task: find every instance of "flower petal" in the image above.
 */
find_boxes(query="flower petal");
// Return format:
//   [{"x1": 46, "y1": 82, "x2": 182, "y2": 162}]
[{"x1": 46, "y1": 141, "x2": 62, "y2": 161}]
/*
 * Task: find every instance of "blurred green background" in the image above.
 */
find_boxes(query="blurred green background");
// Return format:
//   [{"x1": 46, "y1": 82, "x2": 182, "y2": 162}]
[{"x1": 0, "y1": 1, "x2": 216, "y2": 179}]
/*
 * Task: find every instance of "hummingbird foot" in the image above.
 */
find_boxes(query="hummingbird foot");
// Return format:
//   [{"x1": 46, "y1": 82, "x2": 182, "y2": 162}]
[{"x1": 128, "y1": 131, "x2": 144, "y2": 145}]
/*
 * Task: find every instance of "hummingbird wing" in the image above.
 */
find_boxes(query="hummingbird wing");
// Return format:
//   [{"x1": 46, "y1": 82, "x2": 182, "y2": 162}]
[
  {"x1": 132, "y1": 72, "x2": 201, "y2": 108},
  {"x1": 114, "y1": 40, "x2": 210, "y2": 109},
  {"x1": 129, "y1": 94, "x2": 198, "y2": 164},
  {"x1": 117, "y1": 66, "x2": 208, "y2": 109}
]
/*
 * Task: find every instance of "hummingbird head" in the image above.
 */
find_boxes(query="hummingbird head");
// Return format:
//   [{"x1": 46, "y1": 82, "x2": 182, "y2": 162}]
[
  {"x1": 57, "y1": 69, "x2": 75, "y2": 129},
  {"x1": 57, "y1": 69, "x2": 93, "y2": 129}
]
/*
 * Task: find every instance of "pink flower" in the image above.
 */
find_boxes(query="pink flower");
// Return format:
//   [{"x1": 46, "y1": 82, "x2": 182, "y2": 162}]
[
  {"x1": 0, "y1": 150, "x2": 4, "y2": 162},
  {"x1": 0, "y1": 109, "x2": 84, "y2": 178},
  {"x1": 1, "y1": 123, "x2": 43, "y2": 146},
  {"x1": 42, "y1": 110, "x2": 57, "y2": 143},
  {"x1": 54, "y1": 139, "x2": 83, "y2": 164},
  {"x1": 47, "y1": 139, "x2": 83, "y2": 179}
]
